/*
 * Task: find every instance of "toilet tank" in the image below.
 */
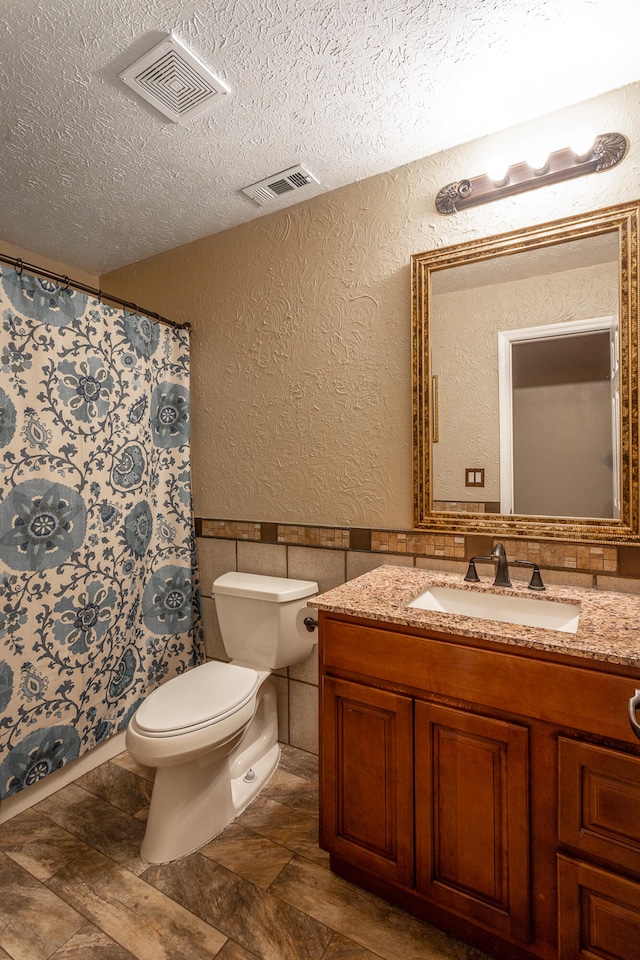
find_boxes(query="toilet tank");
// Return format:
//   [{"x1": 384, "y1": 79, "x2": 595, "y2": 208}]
[{"x1": 212, "y1": 572, "x2": 318, "y2": 670}]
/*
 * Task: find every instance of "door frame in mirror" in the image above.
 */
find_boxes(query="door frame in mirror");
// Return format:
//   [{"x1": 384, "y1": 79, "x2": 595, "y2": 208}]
[{"x1": 411, "y1": 200, "x2": 639, "y2": 543}]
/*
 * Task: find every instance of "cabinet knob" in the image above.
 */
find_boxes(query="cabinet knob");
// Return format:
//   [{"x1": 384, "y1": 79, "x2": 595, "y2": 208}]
[{"x1": 628, "y1": 688, "x2": 640, "y2": 739}]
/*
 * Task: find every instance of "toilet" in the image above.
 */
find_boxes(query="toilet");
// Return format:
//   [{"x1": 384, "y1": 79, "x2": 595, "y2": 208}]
[{"x1": 125, "y1": 571, "x2": 318, "y2": 863}]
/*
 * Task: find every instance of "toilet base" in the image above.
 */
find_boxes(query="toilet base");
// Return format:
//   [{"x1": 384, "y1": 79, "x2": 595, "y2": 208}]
[{"x1": 140, "y1": 676, "x2": 280, "y2": 864}]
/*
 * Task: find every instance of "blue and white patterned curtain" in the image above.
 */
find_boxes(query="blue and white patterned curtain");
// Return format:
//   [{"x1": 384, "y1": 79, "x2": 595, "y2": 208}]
[{"x1": 0, "y1": 266, "x2": 203, "y2": 798}]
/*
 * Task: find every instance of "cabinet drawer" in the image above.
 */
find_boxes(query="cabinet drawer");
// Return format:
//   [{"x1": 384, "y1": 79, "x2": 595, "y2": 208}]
[
  {"x1": 558, "y1": 855, "x2": 640, "y2": 960},
  {"x1": 558, "y1": 738, "x2": 640, "y2": 875},
  {"x1": 322, "y1": 617, "x2": 640, "y2": 744}
]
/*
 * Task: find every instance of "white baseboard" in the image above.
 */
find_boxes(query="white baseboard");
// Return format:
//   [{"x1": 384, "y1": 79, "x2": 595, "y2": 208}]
[{"x1": 0, "y1": 729, "x2": 127, "y2": 824}]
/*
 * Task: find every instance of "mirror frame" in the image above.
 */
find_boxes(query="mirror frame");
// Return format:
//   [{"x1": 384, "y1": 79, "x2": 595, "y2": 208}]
[{"x1": 411, "y1": 200, "x2": 640, "y2": 543}]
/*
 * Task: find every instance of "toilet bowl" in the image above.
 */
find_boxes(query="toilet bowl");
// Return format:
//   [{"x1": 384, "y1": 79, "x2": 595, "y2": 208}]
[{"x1": 126, "y1": 572, "x2": 317, "y2": 863}]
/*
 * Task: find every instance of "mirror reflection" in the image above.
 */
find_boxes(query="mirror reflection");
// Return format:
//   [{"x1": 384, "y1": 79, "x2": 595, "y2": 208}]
[
  {"x1": 411, "y1": 202, "x2": 639, "y2": 543},
  {"x1": 430, "y1": 232, "x2": 619, "y2": 519}
]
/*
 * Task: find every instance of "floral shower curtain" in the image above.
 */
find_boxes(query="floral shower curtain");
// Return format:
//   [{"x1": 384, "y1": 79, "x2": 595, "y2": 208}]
[{"x1": 0, "y1": 265, "x2": 203, "y2": 798}]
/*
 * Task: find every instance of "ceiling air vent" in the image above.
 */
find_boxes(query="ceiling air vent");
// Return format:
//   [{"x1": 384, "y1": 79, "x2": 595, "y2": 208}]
[
  {"x1": 241, "y1": 165, "x2": 320, "y2": 205},
  {"x1": 120, "y1": 36, "x2": 229, "y2": 123}
]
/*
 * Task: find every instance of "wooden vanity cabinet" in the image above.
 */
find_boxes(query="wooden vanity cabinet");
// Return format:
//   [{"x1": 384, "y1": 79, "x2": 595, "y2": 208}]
[
  {"x1": 557, "y1": 739, "x2": 640, "y2": 959},
  {"x1": 319, "y1": 612, "x2": 640, "y2": 960}
]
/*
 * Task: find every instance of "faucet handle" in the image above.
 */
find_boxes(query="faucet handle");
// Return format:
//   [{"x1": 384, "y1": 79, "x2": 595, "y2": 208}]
[
  {"x1": 464, "y1": 559, "x2": 480, "y2": 583},
  {"x1": 514, "y1": 560, "x2": 545, "y2": 591}
]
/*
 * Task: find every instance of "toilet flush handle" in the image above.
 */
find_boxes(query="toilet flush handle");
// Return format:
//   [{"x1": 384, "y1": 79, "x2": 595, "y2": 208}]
[{"x1": 303, "y1": 616, "x2": 318, "y2": 633}]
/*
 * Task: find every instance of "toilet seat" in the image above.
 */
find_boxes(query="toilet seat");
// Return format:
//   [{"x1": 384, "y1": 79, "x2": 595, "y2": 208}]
[{"x1": 134, "y1": 661, "x2": 260, "y2": 738}]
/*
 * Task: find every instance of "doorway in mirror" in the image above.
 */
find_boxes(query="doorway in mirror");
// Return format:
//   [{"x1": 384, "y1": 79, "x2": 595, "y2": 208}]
[{"x1": 499, "y1": 317, "x2": 618, "y2": 519}]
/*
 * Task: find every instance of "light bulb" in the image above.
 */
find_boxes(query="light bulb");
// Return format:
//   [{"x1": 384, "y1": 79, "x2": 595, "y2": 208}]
[
  {"x1": 486, "y1": 158, "x2": 509, "y2": 186},
  {"x1": 527, "y1": 150, "x2": 549, "y2": 175},
  {"x1": 571, "y1": 127, "x2": 596, "y2": 160}
]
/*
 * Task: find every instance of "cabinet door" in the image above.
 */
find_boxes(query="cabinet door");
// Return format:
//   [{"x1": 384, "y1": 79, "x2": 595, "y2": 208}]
[
  {"x1": 320, "y1": 676, "x2": 414, "y2": 887},
  {"x1": 558, "y1": 855, "x2": 640, "y2": 960},
  {"x1": 415, "y1": 701, "x2": 530, "y2": 943}
]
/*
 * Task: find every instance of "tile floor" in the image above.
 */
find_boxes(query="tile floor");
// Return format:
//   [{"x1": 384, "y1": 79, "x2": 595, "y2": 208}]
[{"x1": 0, "y1": 746, "x2": 493, "y2": 960}]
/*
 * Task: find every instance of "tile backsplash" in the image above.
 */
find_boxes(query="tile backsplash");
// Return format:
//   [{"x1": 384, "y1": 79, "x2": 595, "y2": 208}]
[{"x1": 196, "y1": 516, "x2": 640, "y2": 757}]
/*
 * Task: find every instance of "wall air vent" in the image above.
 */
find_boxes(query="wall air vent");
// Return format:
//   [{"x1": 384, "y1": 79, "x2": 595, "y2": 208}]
[
  {"x1": 241, "y1": 165, "x2": 321, "y2": 205},
  {"x1": 120, "y1": 36, "x2": 229, "y2": 123}
]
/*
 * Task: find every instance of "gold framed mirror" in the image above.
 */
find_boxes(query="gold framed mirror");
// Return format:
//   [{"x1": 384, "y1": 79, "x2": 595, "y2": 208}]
[{"x1": 412, "y1": 200, "x2": 639, "y2": 543}]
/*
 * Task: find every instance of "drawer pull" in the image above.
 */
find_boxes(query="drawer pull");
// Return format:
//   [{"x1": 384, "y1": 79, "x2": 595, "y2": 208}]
[{"x1": 628, "y1": 689, "x2": 640, "y2": 739}]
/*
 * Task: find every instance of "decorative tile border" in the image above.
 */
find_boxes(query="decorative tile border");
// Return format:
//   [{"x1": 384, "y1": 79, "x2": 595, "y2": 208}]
[
  {"x1": 201, "y1": 519, "x2": 261, "y2": 540},
  {"x1": 277, "y1": 524, "x2": 350, "y2": 548},
  {"x1": 196, "y1": 518, "x2": 622, "y2": 575},
  {"x1": 433, "y1": 501, "x2": 487, "y2": 513},
  {"x1": 372, "y1": 530, "x2": 466, "y2": 559},
  {"x1": 502, "y1": 539, "x2": 617, "y2": 573}
]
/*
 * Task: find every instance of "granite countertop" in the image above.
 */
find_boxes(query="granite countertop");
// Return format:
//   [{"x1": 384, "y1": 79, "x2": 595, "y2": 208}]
[{"x1": 309, "y1": 565, "x2": 640, "y2": 669}]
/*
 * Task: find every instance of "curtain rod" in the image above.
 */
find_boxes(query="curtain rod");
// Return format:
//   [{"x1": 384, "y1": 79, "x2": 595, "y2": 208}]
[{"x1": 0, "y1": 253, "x2": 190, "y2": 331}]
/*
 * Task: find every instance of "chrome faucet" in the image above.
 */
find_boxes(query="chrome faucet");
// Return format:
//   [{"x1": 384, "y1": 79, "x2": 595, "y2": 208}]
[{"x1": 464, "y1": 542, "x2": 512, "y2": 587}]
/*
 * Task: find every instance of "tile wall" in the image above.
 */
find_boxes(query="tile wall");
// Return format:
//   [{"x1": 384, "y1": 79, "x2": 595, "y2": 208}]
[{"x1": 196, "y1": 518, "x2": 640, "y2": 757}]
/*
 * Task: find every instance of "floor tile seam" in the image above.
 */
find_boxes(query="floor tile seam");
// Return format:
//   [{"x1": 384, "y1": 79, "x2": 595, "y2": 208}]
[
  {"x1": 262, "y1": 856, "x2": 341, "y2": 923},
  {"x1": 110, "y1": 759, "x2": 156, "y2": 783},
  {"x1": 233, "y1": 825, "x2": 302, "y2": 860},
  {"x1": 264, "y1": 853, "x2": 367, "y2": 927},
  {"x1": 72, "y1": 775, "x2": 153, "y2": 819},
  {"x1": 0, "y1": 842, "x2": 91, "y2": 886},
  {"x1": 200, "y1": 837, "x2": 295, "y2": 881},
  {"x1": 271, "y1": 857, "x2": 460, "y2": 960},
  {"x1": 279, "y1": 772, "x2": 320, "y2": 786},
  {"x1": 141, "y1": 851, "x2": 336, "y2": 955},
  {"x1": 141, "y1": 849, "x2": 278, "y2": 897},
  {"x1": 0, "y1": 848, "x2": 89, "y2": 952},
  {"x1": 42, "y1": 841, "x2": 151, "y2": 906},
  {"x1": 317, "y1": 931, "x2": 389, "y2": 960},
  {"x1": 261, "y1": 799, "x2": 320, "y2": 818},
  {"x1": 246, "y1": 793, "x2": 320, "y2": 824},
  {"x1": 81, "y1": 790, "x2": 152, "y2": 819},
  {"x1": 34, "y1": 780, "x2": 121, "y2": 818},
  {"x1": 137, "y1": 853, "x2": 242, "y2": 934},
  {"x1": 44, "y1": 857, "x2": 231, "y2": 959},
  {"x1": 277, "y1": 760, "x2": 319, "y2": 784},
  {"x1": 47, "y1": 920, "x2": 135, "y2": 960},
  {"x1": 35, "y1": 785, "x2": 150, "y2": 860},
  {"x1": 0, "y1": 805, "x2": 88, "y2": 848}
]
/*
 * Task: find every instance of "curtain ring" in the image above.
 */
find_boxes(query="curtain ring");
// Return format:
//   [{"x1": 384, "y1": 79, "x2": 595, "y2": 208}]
[
  {"x1": 15, "y1": 258, "x2": 23, "y2": 275},
  {"x1": 62, "y1": 276, "x2": 70, "y2": 291},
  {"x1": 97, "y1": 290, "x2": 103, "y2": 303}
]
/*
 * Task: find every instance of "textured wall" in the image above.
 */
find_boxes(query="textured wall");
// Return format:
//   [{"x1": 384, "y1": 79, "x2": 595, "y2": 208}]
[
  {"x1": 432, "y1": 261, "x2": 618, "y2": 503},
  {"x1": 102, "y1": 83, "x2": 640, "y2": 529},
  {"x1": 0, "y1": 239, "x2": 99, "y2": 290}
]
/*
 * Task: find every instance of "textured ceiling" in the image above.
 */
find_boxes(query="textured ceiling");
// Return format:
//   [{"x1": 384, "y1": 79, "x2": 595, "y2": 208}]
[{"x1": 2, "y1": 0, "x2": 640, "y2": 274}]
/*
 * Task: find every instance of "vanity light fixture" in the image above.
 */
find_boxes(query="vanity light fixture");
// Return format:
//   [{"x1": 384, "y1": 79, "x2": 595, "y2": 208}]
[{"x1": 435, "y1": 132, "x2": 628, "y2": 215}]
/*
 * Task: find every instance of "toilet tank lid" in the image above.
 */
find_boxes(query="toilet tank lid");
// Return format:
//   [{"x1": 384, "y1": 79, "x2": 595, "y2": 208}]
[{"x1": 213, "y1": 571, "x2": 318, "y2": 601}]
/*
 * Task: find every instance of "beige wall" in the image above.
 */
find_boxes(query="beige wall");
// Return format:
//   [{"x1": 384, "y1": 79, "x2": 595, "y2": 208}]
[
  {"x1": 0, "y1": 238, "x2": 99, "y2": 289},
  {"x1": 102, "y1": 81, "x2": 640, "y2": 531}
]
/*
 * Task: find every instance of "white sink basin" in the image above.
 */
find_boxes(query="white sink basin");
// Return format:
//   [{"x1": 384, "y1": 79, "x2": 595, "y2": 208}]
[{"x1": 407, "y1": 585, "x2": 580, "y2": 634}]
